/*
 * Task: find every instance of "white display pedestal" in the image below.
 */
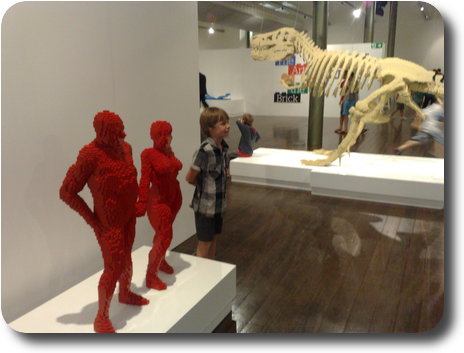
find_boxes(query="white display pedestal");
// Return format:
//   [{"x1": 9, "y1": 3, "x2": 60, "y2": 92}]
[
  {"x1": 230, "y1": 148, "x2": 444, "y2": 209},
  {"x1": 206, "y1": 99, "x2": 245, "y2": 117},
  {"x1": 9, "y1": 246, "x2": 236, "y2": 333}
]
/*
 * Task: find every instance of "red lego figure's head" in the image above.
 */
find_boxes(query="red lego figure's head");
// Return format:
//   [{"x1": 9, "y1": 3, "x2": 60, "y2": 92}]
[
  {"x1": 93, "y1": 110, "x2": 126, "y2": 147},
  {"x1": 150, "y1": 121, "x2": 172, "y2": 150}
]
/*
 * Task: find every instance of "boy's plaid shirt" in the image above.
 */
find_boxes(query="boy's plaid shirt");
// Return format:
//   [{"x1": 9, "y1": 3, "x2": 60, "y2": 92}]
[{"x1": 190, "y1": 137, "x2": 229, "y2": 217}]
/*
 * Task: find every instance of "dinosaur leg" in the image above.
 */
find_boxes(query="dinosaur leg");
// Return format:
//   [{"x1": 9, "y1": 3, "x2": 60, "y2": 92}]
[
  {"x1": 302, "y1": 111, "x2": 363, "y2": 166},
  {"x1": 302, "y1": 80, "x2": 406, "y2": 166}
]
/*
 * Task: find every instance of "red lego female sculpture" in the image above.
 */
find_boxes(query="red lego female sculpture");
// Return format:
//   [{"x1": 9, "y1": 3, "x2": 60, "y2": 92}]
[
  {"x1": 136, "y1": 121, "x2": 182, "y2": 290},
  {"x1": 59, "y1": 111, "x2": 149, "y2": 333}
]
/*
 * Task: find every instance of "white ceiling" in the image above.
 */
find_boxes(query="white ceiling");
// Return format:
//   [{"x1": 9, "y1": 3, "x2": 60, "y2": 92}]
[{"x1": 198, "y1": 1, "x2": 441, "y2": 33}]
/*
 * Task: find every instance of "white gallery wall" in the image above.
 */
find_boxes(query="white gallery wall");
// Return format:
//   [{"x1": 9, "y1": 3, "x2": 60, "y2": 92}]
[
  {"x1": 2, "y1": 1, "x2": 199, "y2": 323},
  {"x1": 326, "y1": 2, "x2": 444, "y2": 70}
]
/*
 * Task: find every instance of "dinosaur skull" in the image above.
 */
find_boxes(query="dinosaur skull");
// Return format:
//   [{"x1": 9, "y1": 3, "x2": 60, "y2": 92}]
[{"x1": 251, "y1": 27, "x2": 297, "y2": 61}]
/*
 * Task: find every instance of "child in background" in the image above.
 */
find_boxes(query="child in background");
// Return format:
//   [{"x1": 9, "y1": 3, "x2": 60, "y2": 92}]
[
  {"x1": 185, "y1": 107, "x2": 230, "y2": 259},
  {"x1": 229, "y1": 113, "x2": 261, "y2": 159},
  {"x1": 394, "y1": 98, "x2": 444, "y2": 155},
  {"x1": 335, "y1": 72, "x2": 361, "y2": 135},
  {"x1": 335, "y1": 70, "x2": 347, "y2": 134}
]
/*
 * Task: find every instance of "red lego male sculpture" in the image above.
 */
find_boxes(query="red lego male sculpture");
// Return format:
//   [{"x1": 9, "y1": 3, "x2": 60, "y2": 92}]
[
  {"x1": 59, "y1": 110, "x2": 149, "y2": 333},
  {"x1": 136, "y1": 121, "x2": 182, "y2": 290}
]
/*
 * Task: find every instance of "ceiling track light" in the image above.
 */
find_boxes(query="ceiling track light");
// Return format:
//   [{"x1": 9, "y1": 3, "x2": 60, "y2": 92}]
[
  {"x1": 418, "y1": 2, "x2": 430, "y2": 20},
  {"x1": 198, "y1": 25, "x2": 225, "y2": 33}
]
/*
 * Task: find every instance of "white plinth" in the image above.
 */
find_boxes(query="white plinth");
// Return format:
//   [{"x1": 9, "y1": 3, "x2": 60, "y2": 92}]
[
  {"x1": 9, "y1": 246, "x2": 236, "y2": 333},
  {"x1": 230, "y1": 148, "x2": 444, "y2": 209},
  {"x1": 230, "y1": 148, "x2": 313, "y2": 190}
]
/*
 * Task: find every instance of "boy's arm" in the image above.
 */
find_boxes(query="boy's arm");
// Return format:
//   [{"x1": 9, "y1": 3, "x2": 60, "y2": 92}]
[
  {"x1": 185, "y1": 168, "x2": 199, "y2": 185},
  {"x1": 236, "y1": 119, "x2": 251, "y2": 141},
  {"x1": 236, "y1": 119, "x2": 247, "y2": 134},
  {"x1": 185, "y1": 149, "x2": 206, "y2": 185}
]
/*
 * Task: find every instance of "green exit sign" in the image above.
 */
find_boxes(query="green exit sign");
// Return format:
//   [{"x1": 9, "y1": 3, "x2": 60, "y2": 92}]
[{"x1": 371, "y1": 42, "x2": 383, "y2": 49}]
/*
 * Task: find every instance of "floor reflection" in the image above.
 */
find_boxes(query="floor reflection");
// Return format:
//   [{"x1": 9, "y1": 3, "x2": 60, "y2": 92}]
[{"x1": 175, "y1": 113, "x2": 444, "y2": 333}]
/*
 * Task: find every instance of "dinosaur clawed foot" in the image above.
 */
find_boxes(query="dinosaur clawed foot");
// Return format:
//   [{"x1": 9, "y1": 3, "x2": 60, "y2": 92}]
[
  {"x1": 301, "y1": 149, "x2": 346, "y2": 166},
  {"x1": 301, "y1": 158, "x2": 335, "y2": 166},
  {"x1": 312, "y1": 149, "x2": 333, "y2": 156}
]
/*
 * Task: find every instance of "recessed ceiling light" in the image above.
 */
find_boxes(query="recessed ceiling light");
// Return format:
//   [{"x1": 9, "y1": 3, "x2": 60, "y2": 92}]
[{"x1": 353, "y1": 8, "x2": 362, "y2": 18}]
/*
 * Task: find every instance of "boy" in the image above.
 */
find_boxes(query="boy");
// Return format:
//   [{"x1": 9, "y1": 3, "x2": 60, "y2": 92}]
[
  {"x1": 230, "y1": 113, "x2": 260, "y2": 159},
  {"x1": 185, "y1": 107, "x2": 230, "y2": 259},
  {"x1": 394, "y1": 98, "x2": 444, "y2": 155}
]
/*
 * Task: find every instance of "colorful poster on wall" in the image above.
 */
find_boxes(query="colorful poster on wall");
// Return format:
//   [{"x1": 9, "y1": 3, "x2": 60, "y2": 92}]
[{"x1": 274, "y1": 55, "x2": 308, "y2": 103}]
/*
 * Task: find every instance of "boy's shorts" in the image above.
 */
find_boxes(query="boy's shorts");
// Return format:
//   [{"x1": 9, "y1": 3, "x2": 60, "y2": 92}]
[
  {"x1": 342, "y1": 99, "x2": 357, "y2": 115},
  {"x1": 411, "y1": 131, "x2": 432, "y2": 145},
  {"x1": 195, "y1": 212, "x2": 223, "y2": 242}
]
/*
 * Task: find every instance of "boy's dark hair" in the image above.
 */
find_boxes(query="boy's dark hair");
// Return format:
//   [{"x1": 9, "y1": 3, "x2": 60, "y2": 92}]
[
  {"x1": 242, "y1": 113, "x2": 254, "y2": 126},
  {"x1": 200, "y1": 107, "x2": 229, "y2": 137}
]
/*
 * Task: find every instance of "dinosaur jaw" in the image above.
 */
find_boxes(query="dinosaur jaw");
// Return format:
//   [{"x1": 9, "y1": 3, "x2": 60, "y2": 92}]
[{"x1": 251, "y1": 42, "x2": 295, "y2": 61}]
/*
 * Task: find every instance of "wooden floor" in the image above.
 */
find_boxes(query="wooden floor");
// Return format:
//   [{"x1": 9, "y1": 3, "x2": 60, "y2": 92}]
[{"x1": 174, "y1": 113, "x2": 444, "y2": 333}]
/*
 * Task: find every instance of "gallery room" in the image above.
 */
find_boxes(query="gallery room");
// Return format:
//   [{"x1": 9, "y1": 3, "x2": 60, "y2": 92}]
[{"x1": 2, "y1": 1, "x2": 444, "y2": 334}]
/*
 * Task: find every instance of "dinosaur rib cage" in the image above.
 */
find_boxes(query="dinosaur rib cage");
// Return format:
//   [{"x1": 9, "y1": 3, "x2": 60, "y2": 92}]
[
  {"x1": 294, "y1": 35, "x2": 380, "y2": 98},
  {"x1": 252, "y1": 28, "x2": 444, "y2": 166}
]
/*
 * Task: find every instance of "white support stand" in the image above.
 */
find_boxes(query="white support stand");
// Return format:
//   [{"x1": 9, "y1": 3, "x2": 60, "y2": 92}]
[
  {"x1": 230, "y1": 148, "x2": 444, "y2": 209},
  {"x1": 9, "y1": 246, "x2": 236, "y2": 333}
]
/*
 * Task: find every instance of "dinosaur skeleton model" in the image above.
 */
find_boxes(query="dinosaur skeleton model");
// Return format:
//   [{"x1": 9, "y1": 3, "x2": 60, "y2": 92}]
[{"x1": 251, "y1": 27, "x2": 444, "y2": 166}]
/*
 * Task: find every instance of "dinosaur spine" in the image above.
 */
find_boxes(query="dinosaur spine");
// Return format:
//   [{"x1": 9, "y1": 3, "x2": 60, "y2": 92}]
[{"x1": 293, "y1": 31, "x2": 380, "y2": 98}]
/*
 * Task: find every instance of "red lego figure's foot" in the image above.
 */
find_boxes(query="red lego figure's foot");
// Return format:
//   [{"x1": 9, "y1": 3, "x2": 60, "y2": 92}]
[
  {"x1": 94, "y1": 315, "x2": 116, "y2": 333},
  {"x1": 159, "y1": 259, "x2": 174, "y2": 274},
  {"x1": 119, "y1": 291, "x2": 150, "y2": 306},
  {"x1": 146, "y1": 275, "x2": 167, "y2": 290}
]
